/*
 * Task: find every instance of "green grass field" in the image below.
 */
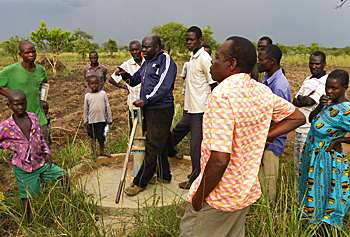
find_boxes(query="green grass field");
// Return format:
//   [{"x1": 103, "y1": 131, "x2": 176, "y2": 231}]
[{"x1": 0, "y1": 51, "x2": 350, "y2": 236}]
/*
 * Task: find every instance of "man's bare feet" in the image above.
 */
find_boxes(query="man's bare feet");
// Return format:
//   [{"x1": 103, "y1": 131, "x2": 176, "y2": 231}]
[{"x1": 100, "y1": 151, "x2": 112, "y2": 158}]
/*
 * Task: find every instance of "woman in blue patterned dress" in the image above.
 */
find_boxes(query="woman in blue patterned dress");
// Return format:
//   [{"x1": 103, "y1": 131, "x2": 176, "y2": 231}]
[{"x1": 299, "y1": 69, "x2": 350, "y2": 233}]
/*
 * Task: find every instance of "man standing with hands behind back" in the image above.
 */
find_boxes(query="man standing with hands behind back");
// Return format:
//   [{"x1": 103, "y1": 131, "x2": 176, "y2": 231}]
[
  {"x1": 169, "y1": 26, "x2": 217, "y2": 189},
  {"x1": 116, "y1": 34, "x2": 177, "y2": 196},
  {"x1": 292, "y1": 51, "x2": 327, "y2": 185}
]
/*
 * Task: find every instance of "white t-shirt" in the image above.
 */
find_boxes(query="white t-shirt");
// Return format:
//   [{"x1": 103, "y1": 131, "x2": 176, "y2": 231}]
[
  {"x1": 184, "y1": 47, "x2": 216, "y2": 113},
  {"x1": 111, "y1": 57, "x2": 145, "y2": 110},
  {"x1": 295, "y1": 73, "x2": 328, "y2": 133}
]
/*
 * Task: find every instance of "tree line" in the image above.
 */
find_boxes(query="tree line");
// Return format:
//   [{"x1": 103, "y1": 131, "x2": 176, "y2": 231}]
[{"x1": 1, "y1": 20, "x2": 350, "y2": 75}]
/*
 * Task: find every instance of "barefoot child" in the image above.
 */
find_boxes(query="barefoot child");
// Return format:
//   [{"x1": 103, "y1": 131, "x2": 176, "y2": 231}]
[
  {"x1": 0, "y1": 89, "x2": 68, "y2": 224},
  {"x1": 84, "y1": 75, "x2": 113, "y2": 160}
]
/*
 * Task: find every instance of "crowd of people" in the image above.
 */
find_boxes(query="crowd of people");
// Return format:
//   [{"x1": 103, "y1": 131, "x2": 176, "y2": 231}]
[{"x1": 0, "y1": 26, "x2": 350, "y2": 236}]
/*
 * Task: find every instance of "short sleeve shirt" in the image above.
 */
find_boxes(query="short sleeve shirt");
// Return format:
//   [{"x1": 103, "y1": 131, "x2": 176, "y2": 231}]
[
  {"x1": 186, "y1": 73, "x2": 295, "y2": 211},
  {"x1": 0, "y1": 62, "x2": 47, "y2": 126},
  {"x1": 83, "y1": 64, "x2": 108, "y2": 93},
  {"x1": 110, "y1": 57, "x2": 145, "y2": 109},
  {"x1": 184, "y1": 47, "x2": 215, "y2": 113},
  {"x1": 295, "y1": 73, "x2": 327, "y2": 133}
]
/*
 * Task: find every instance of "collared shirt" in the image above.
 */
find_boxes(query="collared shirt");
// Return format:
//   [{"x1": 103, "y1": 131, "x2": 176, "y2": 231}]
[
  {"x1": 184, "y1": 47, "x2": 216, "y2": 113},
  {"x1": 0, "y1": 112, "x2": 50, "y2": 172},
  {"x1": 262, "y1": 68, "x2": 292, "y2": 156},
  {"x1": 83, "y1": 63, "x2": 108, "y2": 93},
  {"x1": 111, "y1": 57, "x2": 145, "y2": 109},
  {"x1": 295, "y1": 71, "x2": 327, "y2": 133},
  {"x1": 186, "y1": 73, "x2": 295, "y2": 211}
]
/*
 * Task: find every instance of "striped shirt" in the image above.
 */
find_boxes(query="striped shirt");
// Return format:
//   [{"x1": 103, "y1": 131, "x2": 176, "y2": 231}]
[
  {"x1": 295, "y1": 73, "x2": 327, "y2": 133},
  {"x1": 186, "y1": 73, "x2": 295, "y2": 211}
]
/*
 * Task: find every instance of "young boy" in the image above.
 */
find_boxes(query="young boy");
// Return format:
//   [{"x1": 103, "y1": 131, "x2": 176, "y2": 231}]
[
  {"x1": 40, "y1": 100, "x2": 52, "y2": 146},
  {"x1": 84, "y1": 75, "x2": 113, "y2": 160},
  {"x1": 0, "y1": 89, "x2": 68, "y2": 224}
]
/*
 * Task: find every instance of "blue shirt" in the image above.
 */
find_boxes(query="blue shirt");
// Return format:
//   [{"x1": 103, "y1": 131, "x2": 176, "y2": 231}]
[
  {"x1": 262, "y1": 68, "x2": 292, "y2": 156},
  {"x1": 122, "y1": 51, "x2": 177, "y2": 110}
]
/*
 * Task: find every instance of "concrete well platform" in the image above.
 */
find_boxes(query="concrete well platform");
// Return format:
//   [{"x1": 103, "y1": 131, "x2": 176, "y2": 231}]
[{"x1": 71, "y1": 154, "x2": 192, "y2": 216}]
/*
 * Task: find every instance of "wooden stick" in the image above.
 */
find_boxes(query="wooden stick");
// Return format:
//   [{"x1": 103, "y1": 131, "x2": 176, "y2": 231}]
[{"x1": 115, "y1": 118, "x2": 138, "y2": 204}]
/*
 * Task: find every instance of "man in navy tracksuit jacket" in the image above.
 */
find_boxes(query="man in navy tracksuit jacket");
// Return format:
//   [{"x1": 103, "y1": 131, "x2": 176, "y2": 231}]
[{"x1": 117, "y1": 34, "x2": 177, "y2": 196}]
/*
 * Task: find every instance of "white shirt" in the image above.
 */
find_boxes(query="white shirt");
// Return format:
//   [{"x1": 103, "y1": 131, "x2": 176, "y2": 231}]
[
  {"x1": 111, "y1": 57, "x2": 145, "y2": 110},
  {"x1": 295, "y1": 73, "x2": 328, "y2": 133},
  {"x1": 184, "y1": 47, "x2": 215, "y2": 113}
]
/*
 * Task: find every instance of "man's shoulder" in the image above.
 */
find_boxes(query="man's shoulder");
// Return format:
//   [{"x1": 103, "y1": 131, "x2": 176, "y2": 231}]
[
  {"x1": 157, "y1": 51, "x2": 175, "y2": 63},
  {"x1": 198, "y1": 49, "x2": 212, "y2": 61},
  {"x1": 273, "y1": 72, "x2": 290, "y2": 88},
  {"x1": 34, "y1": 63, "x2": 46, "y2": 72},
  {"x1": 125, "y1": 57, "x2": 135, "y2": 64},
  {"x1": 1, "y1": 62, "x2": 22, "y2": 72},
  {"x1": 99, "y1": 64, "x2": 107, "y2": 70},
  {"x1": 83, "y1": 64, "x2": 91, "y2": 71}
]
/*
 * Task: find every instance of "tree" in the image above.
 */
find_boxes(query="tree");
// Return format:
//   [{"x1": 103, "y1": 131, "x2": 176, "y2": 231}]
[
  {"x1": 151, "y1": 22, "x2": 219, "y2": 54},
  {"x1": 292, "y1": 44, "x2": 306, "y2": 55},
  {"x1": 91, "y1": 42, "x2": 100, "y2": 51},
  {"x1": 151, "y1": 22, "x2": 187, "y2": 54},
  {"x1": 119, "y1": 45, "x2": 129, "y2": 52},
  {"x1": 276, "y1": 43, "x2": 291, "y2": 55},
  {"x1": 30, "y1": 20, "x2": 75, "y2": 76},
  {"x1": 102, "y1": 39, "x2": 118, "y2": 56},
  {"x1": 74, "y1": 39, "x2": 93, "y2": 60},
  {"x1": 308, "y1": 43, "x2": 325, "y2": 54},
  {"x1": 73, "y1": 28, "x2": 93, "y2": 40},
  {"x1": 201, "y1": 25, "x2": 219, "y2": 51},
  {"x1": 336, "y1": 0, "x2": 347, "y2": 8},
  {"x1": 0, "y1": 35, "x2": 28, "y2": 62}
]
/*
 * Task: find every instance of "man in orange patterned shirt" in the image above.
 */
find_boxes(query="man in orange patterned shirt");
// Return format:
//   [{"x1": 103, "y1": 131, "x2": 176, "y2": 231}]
[{"x1": 179, "y1": 36, "x2": 306, "y2": 237}]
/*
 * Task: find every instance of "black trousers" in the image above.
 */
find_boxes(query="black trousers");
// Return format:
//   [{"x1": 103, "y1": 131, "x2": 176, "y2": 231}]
[
  {"x1": 167, "y1": 112, "x2": 203, "y2": 183},
  {"x1": 133, "y1": 106, "x2": 174, "y2": 188}
]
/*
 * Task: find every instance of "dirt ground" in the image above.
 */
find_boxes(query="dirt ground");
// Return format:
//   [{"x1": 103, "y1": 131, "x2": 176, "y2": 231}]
[{"x1": 0, "y1": 60, "x2": 186, "y2": 147}]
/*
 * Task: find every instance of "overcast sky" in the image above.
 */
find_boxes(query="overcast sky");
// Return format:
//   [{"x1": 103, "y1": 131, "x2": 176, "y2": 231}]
[{"x1": 1, "y1": 0, "x2": 349, "y2": 48}]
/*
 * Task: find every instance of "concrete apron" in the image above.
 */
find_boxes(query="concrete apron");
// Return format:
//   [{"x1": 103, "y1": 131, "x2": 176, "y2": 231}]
[{"x1": 71, "y1": 153, "x2": 192, "y2": 216}]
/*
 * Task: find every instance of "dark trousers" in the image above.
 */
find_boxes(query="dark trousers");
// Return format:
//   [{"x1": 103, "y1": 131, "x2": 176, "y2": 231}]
[
  {"x1": 128, "y1": 110, "x2": 133, "y2": 132},
  {"x1": 133, "y1": 106, "x2": 174, "y2": 188},
  {"x1": 167, "y1": 112, "x2": 203, "y2": 183}
]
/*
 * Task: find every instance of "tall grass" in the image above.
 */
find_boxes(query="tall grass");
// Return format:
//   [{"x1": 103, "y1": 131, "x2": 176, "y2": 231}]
[
  {"x1": 282, "y1": 53, "x2": 350, "y2": 67},
  {"x1": 1, "y1": 118, "x2": 350, "y2": 236}
]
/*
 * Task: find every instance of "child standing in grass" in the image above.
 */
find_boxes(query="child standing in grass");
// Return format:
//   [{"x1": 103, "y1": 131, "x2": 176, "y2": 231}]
[
  {"x1": 40, "y1": 100, "x2": 52, "y2": 146},
  {"x1": 84, "y1": 75, "x2": 113, "y2": 160},
  {"x1": 0, "y1": 89, "x2": 68, "y2": 224}
]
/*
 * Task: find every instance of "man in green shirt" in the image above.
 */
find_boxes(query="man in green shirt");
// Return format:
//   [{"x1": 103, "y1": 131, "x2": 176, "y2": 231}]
[{"x1": 0, "y1": 41, "x2": 48, "y2": 137}]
